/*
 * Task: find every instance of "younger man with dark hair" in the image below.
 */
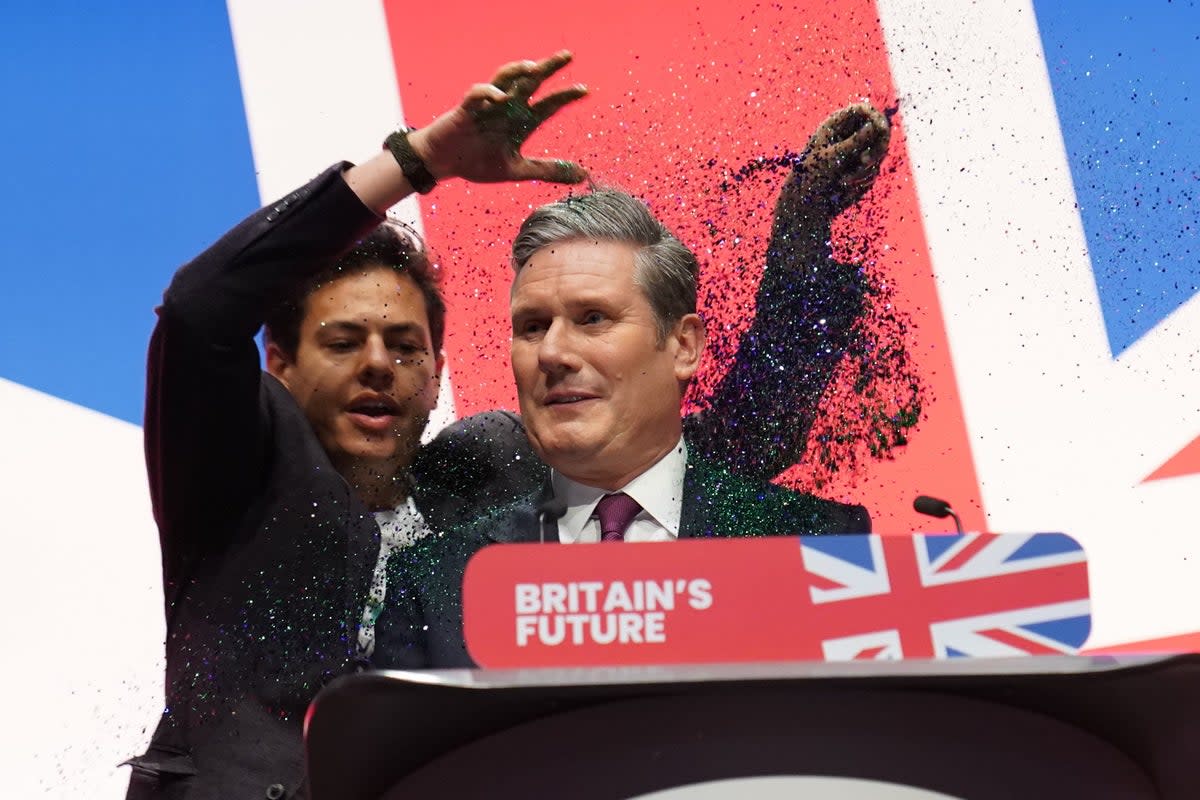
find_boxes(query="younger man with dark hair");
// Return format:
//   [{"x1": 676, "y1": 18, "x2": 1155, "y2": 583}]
[{"x1": 129, "y1": 52, "x2": 592, "y2": 800}]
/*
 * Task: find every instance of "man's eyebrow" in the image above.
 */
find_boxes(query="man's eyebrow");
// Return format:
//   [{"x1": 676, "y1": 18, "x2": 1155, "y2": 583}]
[
  {"x1": 509, "y1": 302, "x2": 544, "y2": 321},
  {"x1": 316, "y1": 320, "x2": 366, "y2": 334},
  {"x1": 512, "y1": 293, "x2": 614, "y2": 317},
  {"x1": 381, "y1": 322, "x2": 427, "y2": 336},
  {"x1": 316, "y1": 320, "x2": 427, "y2": 337}
]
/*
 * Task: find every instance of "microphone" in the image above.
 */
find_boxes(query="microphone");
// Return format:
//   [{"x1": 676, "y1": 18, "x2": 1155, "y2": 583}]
[{"x1": 913, "y1": 495, "x2": 964, "y2": 535}]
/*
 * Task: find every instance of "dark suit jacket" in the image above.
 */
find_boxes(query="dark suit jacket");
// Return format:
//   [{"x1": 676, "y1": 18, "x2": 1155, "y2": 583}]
[
  {"x1": 128, "y1": 167, "x2": 385, "y2": 800},
  {"x1": 129, "y1": 162, "x2": 866, "y2": 799},
  {"x1": 374, "y1": 448, "x2": 870, "y2": 670}
]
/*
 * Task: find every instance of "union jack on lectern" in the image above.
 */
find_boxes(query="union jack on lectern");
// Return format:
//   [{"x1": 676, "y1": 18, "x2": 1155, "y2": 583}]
[{"x1": 800, "y1": 533, "x2": 1092, "y2": 661}]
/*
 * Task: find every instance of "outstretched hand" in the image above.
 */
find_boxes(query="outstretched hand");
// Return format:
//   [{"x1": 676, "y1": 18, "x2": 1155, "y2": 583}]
[
  {"x1": 789, "y1": 103, "x2": 891, "y2": 218},
  {"x1": 409, "y1": 51, "x2": 589, "y2": 185}
]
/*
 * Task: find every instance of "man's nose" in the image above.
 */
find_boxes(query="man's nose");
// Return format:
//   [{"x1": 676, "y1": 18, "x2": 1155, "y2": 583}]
[
  {"x1": 358, "y1": 336, "x2": 395, "y2": 387},
  {"x1": 537, "y1": 320, "x2": 583, "y2": 375}
]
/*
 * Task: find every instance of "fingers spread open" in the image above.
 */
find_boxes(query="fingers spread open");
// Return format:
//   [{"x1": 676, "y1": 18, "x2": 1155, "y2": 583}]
[
  {"x1": 508, "y1": 75, "x2": 542, "y2": 104},
  {"x1": 462, "y1": 82, "x2": 510, "y2": 114},
  {"x1": 530, "y1": 85, "x2": 589, "y2": 123},
  {"x1": 489, "y1": 59, "x2": 540, "y2": 91},
  {"x1": 531, "y1": 50, "x2": 574, "y2": 81},
  {"x1": 489, "y1": 51, "x2": 573, "y2": 101}
]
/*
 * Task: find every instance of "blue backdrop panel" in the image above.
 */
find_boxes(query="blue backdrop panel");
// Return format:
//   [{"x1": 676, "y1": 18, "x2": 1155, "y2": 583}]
[
  {"x1": 0, "y1": 2, "x2": 259, "y2": 423},
  {"x1": 1035, "y1": 1, "x2": 1200, "y2": 357}
]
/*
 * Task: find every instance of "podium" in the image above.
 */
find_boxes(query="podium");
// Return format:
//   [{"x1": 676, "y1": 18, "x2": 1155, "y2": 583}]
[{"x1": 305, "y1": 653, "x2": 1200, "y2": 799}]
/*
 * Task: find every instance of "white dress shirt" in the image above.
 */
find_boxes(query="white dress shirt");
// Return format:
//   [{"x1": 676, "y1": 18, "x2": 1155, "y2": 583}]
[
  {"x1": 358, "y1": 495, "x2": 431, "y2": 657},
  {"x1": 553, "y1": 438, "x2": 687, "y2": 543}
]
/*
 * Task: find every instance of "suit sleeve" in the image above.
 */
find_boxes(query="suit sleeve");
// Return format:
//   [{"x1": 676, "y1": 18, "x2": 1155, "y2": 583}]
[
  {"x1": 411, "y1": 410, "x2": 546, "y2": 532},
  {"x1": 686, "y1": 199, "x2": 866, "y2": 481},
  {"x1": 145, "y1": 163, "x2": 382, "y2": 591},
  {"x1": 823, "y1": 498, "x2": 872, "y2": 535}
]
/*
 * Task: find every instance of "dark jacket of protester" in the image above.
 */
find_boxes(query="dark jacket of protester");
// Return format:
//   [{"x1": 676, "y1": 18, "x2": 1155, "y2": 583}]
[{"x1": 125, "y1": 165, "x2": 865, "y2": 799}]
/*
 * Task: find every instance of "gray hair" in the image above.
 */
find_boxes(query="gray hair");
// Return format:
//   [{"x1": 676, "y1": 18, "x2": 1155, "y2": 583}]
[{"x1": 510, "y1": 188, "x2": 698, "y2": 342}]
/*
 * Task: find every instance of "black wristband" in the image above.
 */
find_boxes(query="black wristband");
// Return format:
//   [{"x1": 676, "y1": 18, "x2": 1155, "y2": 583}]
[{"x1": 383, "y1": 128, "x2": 437, "y2": 195}]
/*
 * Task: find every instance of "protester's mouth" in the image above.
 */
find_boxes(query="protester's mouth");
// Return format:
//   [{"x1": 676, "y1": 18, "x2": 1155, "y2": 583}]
[{"x1": 346, "y1": 396, "x2": 401, "y2": 430}]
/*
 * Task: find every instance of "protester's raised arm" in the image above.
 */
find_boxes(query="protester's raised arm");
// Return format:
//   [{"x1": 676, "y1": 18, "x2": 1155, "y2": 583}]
[
  {"x1": 687, "y1": 104, "x2": 890, "y2": 479},
  {"x1": 346, "y1": 50, "x2": 588, "y2": 214},
  {"x1": 151, "y1": 52, "x2": 590, "y2": 570}
]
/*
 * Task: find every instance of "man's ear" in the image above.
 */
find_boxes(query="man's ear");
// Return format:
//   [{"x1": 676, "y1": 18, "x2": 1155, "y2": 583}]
[
  {"x1": 671, "y1": 313, "x2": 705, "y2": 383},
  {"x1": 265, "y1": 340, "x2": 294, "y2": 388},
  {"x1": 424, "y1": 351, "x2": 447, "y2": 411}
]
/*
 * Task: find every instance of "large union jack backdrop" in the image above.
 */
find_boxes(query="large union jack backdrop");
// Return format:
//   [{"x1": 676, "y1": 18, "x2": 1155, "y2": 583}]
[
  {"x1": 1, "y1": 0, "x2": 1197, "y2": 795},
  {"x1": 802, "y1": 533, "x2": 1091, "y2": 660}
]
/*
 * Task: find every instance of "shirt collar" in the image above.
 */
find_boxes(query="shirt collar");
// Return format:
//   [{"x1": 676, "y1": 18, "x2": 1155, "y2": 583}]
[{"x1": 552, "y1": 438, "x2": 687, "y2": 540}]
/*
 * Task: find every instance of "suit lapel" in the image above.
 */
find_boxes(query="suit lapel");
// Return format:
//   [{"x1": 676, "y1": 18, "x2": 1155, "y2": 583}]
[
  {"x1": 342, "y1": 492, "x2": 382, "y2": 647},
  {"x1": 679, "y1": 451, "x2": 710, "y2": 540}
]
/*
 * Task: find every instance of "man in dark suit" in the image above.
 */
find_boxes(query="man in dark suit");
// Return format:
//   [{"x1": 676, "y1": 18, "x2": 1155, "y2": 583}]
[
  {"x1": 373, "y1": 188, "x2": 872, "y2": 670},
  {"x1": 126, "y1": 52, "x2": 594, "y2": 800},
  {"x1": 127, "y1": 49, "x2": 888, "y2": 798}
]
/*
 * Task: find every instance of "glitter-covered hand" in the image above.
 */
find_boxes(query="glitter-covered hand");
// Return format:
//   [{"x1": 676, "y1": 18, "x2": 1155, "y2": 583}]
[
  {"x1": 408, "y1": 50, "x2": 589, "y2": 185},
  {"x1": 789, "y1": 102, "x2": 890, "y2": 218}
]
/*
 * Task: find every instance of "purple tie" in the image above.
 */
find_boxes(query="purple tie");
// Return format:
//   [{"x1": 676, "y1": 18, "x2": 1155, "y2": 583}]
[{"x1": 596, "y1": 492, "x2": 642, "y2": 542}]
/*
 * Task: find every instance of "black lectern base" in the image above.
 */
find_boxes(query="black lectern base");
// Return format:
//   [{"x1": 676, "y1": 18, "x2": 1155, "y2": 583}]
[{"x1": 307, "y1": 655, "x2": 1200, "y2": 799}]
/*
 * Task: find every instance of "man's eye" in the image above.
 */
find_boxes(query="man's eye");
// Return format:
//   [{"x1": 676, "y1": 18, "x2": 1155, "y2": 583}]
[
  {"x1": 518, "y1": 320, "x2": 546, "y2": 336},
  {"x1": 327, "y1": 340, "x2": 356, "y2": 352},
  {"x1": 391, "y1": 344, "x2": 428, "y2": 363},
  {"x1": 582, "y1": 311, "x2": 606, "y2": 325}
]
